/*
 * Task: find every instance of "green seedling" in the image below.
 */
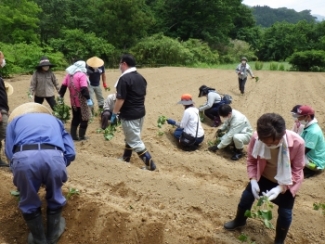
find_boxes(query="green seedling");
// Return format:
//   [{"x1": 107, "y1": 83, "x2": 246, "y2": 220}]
[
  {"x1": 199, "y1": 111, "x2": 205, "y2": 122},
  {"x1": 27, "y1": 91, "x2": 33, "y2": 100},
  {"x1": 254, "y1": 77, "x2": 260, "y2": 82},
  {"x1": 10, "y1": 190, "x2": 20, "y2": 201},
  {"x1": 66, "y1": 188, "x2": 80, "y2": 199},
  {"x1": 100, "y1": 120, "x2": 121, "y2": 141},
  {"x1": 245, "y1": 196, "x2": 274, "y2": 229},
  {"x1": 313, "y1": 203, "x2": 325, "y2": 215},
  {"x1": 157, "y1": 130, "x2": 165, "y2": 136},
  {"x1": 53, "y1": 97, "x2": 71, "y2": 123},
  {"x1": 238, "y1": 233, "x2": 256, "y2": 244},
  {"x1": 157, "y1": 115, "x2": 167, "y2": 128},
  {"x1": 105, "y1": 87, "x2": 111, "y2": 92},
  {"x1": 207, "y1": 137, "x2": 221, "y2": 146}
]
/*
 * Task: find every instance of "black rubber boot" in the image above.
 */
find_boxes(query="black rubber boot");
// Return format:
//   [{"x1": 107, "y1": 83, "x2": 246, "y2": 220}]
[
  {"x1": 46, "y1": 208, "x2": 66, "y2": 244},
  {"x1": 208, "y1": 145, "x2": 219, "y2": 152},
  {"x1": 137, "y1": 149, "x2": 156, "y2": 171},
  {"x1": 274, "y1": 225, "x2": 289, "y2": 244},
  {"x1": 121, "y1": 144, "x2": 133, "y2": 162},
  {"x1": 79, "y1": 128, "x2": 88, "y2": 140},
  {"x1": 224, "y1": 207, "x2": 247, "y2": 230},
  {"x1": 23, "y1": 209, "x2": 47, "y2": 244},
  {"x1": 231, "y1": 148, "x2": 244, "y2": 161},
  {"x1": 70, "y1": 126, "x2": 79, "y2": 141}
]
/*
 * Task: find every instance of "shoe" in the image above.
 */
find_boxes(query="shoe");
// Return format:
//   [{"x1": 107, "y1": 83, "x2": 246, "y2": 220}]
[
  {"x1": 137, "y1": 150, "x2": 156, "y2": 171},
  {"x1": 23, "y1": 209, "x2": 47, "y2": 244},
  {"x1": 70, "y1": 126, "x2": 79, "y2": 141},
  {"x1": 231, "y1": 149, "x2": 244, "y2": 161},
  {"x1": 224, "y1": 207, "x2": 247, "y2": 230},
  {"x1": 47, "y1": 208, "x2": 66, "y2": 244},
  {"x1": 208, "y1": 145, "x2": 218, "y2": 152},
  {"x1": 121, "y1": 144, "x2": 132, "y2": 162},
  {"x1": 79, "y1": 128, "x2": 88, "y2": 140}
]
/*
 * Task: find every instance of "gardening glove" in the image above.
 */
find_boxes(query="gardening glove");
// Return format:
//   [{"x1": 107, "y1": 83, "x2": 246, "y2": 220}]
[
  {"x1": 250, "y1": 179, "x2": 260, "y2": 200},
  {"x1": 262, "y1": 185, "x2": 283, "y2": 201},
  {"x1": 216, "y1": 129, "x2": 224, "y2": 137},
  {"x1": 110, "y1": 113, "x2": 117, "y2": 125},
  {"x1": 167, "y1": 119, "x2": 176, "y2": 125},
  {"x1": 87, "y1": 99, "x2": 93, "y2": 106}
]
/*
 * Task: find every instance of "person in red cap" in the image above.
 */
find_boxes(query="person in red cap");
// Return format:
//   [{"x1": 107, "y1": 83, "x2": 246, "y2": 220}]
[
  {"x1": 290, "y1": 105, "x2": 304, "y2": 135},
  {"x1": 292, "y1": 105, "x2": 325, "y2": 178},
  {"x1": 167, "y1": 94, "x2": 205, "y2": 151}
]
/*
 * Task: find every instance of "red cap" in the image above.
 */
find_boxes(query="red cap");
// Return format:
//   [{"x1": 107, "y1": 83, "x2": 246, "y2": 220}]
[
  {"x1": 177, "y1": 94, "x2": 194, "y2": 105},
  {"x1": 293, "y1": 105, "x2": 315, "y2": 117}
]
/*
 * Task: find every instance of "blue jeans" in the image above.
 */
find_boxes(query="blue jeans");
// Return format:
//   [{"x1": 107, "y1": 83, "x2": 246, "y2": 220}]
[
  {"x1": 173, "y1": 128, "x2": 204, "y2": 145},
  {"x1": 238, "y1": 176, "x2": 294, "y2": 229}
]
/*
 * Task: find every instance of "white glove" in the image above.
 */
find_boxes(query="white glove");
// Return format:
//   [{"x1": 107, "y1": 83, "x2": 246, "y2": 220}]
[
  {"x1": 250, "y1": 179, "x2": 260, "y2": 200},
  {"x1": 262, "y1": 185, "x2": 283, "y2": 201}
]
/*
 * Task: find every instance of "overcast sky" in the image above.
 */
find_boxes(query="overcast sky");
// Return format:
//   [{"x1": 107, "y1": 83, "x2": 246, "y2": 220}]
[{"x1": 243, "y1": 0, "x2": 325, "y2": 16}]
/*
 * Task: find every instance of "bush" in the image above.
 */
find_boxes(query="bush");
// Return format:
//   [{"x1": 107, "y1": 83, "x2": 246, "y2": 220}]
[
  {"x1": 0, "y1": 42, "x2": 67, "y2": 77},
  {"x1": 255, "y1": 61, "x2": 264, "y2": 70},
  {"x1": 219, "y1": 39, "x2": 257, "y2": 64},
  {"x1": 182, "y1": 39, "x2": 219, "y2": 65},
  {"x1": 279, "y1": 63, "x2": 285, "y2": 71},
  {"x1": 269, "y1": 62, "x2": 279, "y2": 70},
  {"x1": 288, "y1": 50, "x2": 325, "y2": 71}
]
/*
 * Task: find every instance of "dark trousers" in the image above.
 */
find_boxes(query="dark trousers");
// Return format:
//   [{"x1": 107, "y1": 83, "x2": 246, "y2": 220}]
[
  {"x1": 71, "y1": 107, "x2": 88, "y2": 129},
  {"x1": 238, "y1": 176, "x2": 295, "y2": 229},
  {"x1": 101, "y1": 110, "x2": 112, "y2": 129},
  {"x1": 204, "y1": 102, "x2": 223, "y2": 122},
  {"x1": 238, "y1": 77, "x2": 247, "y2": 93},
  {"x1": 173, "y1": 128, "x2": 204, "y2": 146},
  {"x1": 34, "y1": 96, "x2": 56, "y2": 110}
]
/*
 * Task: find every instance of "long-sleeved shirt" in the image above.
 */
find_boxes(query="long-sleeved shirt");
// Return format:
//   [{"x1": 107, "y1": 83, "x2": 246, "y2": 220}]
[
  {"x1": 199, "y1": 91, "x2": 222, "y2": 111},
  {"x1": 236, "y1": 63, "x2": 254, "y2": 80},
  {"x1": 247, "y1": 130, "x2": 305, "y2": 196},
  {"x1": 180, "y1": 107, "x2": 204, "y2": 138},
  {"x1": 5, "y1": 113, "x2": 76, "y2": 166},
  {"x1": 103, "y1": 93, "x2": 116, "y2": 111},
  {"x1": 218, "y1": 109, "x2": 253, "y2": 149},
  {"x1": 30, "y1": 70, "x2": 60, "y2": 97}
]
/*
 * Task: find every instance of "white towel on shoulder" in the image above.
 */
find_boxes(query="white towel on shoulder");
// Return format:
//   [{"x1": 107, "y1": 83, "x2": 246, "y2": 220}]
[
  {"x1": 114, "y1": 67, "x2": 137, "y2": 88},
  {"x1": 251, "y1": 135, "x2": 292, "y2": 185}
]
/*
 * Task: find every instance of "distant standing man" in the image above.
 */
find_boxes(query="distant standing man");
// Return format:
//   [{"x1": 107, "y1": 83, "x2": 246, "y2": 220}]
[
  {"x1": 5, "y1": 103, "x2": 76, "y2": 244},
  {"x1": 235, "y1": 57, "x2": 254, "y2": 94},
  {"x1": 0, "y1": 51, "x2": 13, "y2": 167},
  {"x1": 86, "y1": 56, "x2": 108, "y2": 112},
  {"x1": 111, "y1": 54, "x2": 156, "y2": 171}
]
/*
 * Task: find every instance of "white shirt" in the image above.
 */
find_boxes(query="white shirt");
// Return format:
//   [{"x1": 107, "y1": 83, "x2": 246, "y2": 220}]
[
  {"x1": 103, "y1": 93, "x2": 116, "y2": 111},
  {"x1": 180, "y1": 107, "x2": 204, "y2": 138}
]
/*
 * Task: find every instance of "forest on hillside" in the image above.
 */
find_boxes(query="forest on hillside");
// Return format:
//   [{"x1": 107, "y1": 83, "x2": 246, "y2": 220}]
[{"x1": 0, "y1": 0, "x2": 324, "y2": 74}]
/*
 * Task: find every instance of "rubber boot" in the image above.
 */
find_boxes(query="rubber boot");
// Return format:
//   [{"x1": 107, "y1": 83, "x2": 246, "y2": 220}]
[
  {"x1": 231, "y1": 148, "x2": 244, "y2": 161},
  {"x1": 137, "y1": 149, "x2": 156, "y2": 171},
  {"x1": 121, "y1": 144, "x2": 133, "y2": 162},
  {"x1": 79, "y1": 128, "x2": 88, "y2": 140},
  {"x1": 70, "y1": 126, "x2": 79, "y2": 141},
  {"x1": 274, "y1": 225, "x2": 289, "y2": 244},
  {"x1": 224, "y1": 207, "x2": 247, "y2": 230},
  {"x1": 46, "y1": 208, "x2": 66, "y2": 244},
  {"x1": 23, "y1": 209, "x2": 47, "y2": 244},
  {"x1": 208, "y1": 145, "x2": 219, "y2": 152}
]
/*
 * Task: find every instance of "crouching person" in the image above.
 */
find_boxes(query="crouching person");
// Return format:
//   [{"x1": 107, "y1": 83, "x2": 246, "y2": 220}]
[
  {"x1": 167, "y1": 94, "x2": 204, "y2": 151},
  {"x1": 208, "y1": 104, "x2": 252, "y2": 160},
  {"x1": 5, "y1": 103, "x2": 76, "y2": 244},
  {"x1": 224, "y1": 113, "x2": 304, "y2": 244},
  {"x1": 101, "y1": 93, "x2": 116, "y2": 129}
]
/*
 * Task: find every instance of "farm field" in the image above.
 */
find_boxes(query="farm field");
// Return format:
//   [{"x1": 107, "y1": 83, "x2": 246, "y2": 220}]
[{"x1": 1, "y1": 67, "x2": 325, "y2": 244}]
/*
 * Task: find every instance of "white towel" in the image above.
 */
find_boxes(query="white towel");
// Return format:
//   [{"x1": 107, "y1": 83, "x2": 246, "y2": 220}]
[
  {"x1": 251, "y1": 135, "x2": 292, "y2": 185},
  {"x1": 114, "y1": 67, "x2": 137, "y2": 88}
]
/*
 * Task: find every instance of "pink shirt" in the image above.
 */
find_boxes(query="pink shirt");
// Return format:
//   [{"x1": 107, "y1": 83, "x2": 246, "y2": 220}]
[
  {"x1": 62, "y1": 72, "x2": 88, "y2": 107},
  {"x1": 247, "y1": 130, "x2": 305, "y2": 196}
]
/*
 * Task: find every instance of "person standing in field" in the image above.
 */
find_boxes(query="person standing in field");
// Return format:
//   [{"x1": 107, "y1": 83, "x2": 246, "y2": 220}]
[
  {"x1": 224, "y1": 113, "x2": 304, "y2": 244},
  {"x1": 30, "y1": 57, "x2": 60, "y2": 110},
  {"x1": 5, "y1": 103, "x2": 75, "y2": 244},
  {"x1": 111, "y1": 54, "x2": 156, "y2": 170},
  {"x1": 235, "y1": 57, "x2": 254, "y2": 94},
  {"x1": 86, "y1": 56, "x2": 108, "y2": 113}
]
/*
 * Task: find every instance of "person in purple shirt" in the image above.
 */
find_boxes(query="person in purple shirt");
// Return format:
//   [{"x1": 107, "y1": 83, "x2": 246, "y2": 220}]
[{"x1": 5, "y1": 103, "x2": 76, "y2": 244}]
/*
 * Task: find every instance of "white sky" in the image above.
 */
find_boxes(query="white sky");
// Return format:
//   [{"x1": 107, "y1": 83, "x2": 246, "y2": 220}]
[{"x1": 243, "y1": 0, "x2": 325, "y2": 16}]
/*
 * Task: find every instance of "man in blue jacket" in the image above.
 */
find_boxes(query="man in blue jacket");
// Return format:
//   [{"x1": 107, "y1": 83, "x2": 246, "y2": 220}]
[{"x1": 5, "y1": 103, "x2": 76, "y2": 244}]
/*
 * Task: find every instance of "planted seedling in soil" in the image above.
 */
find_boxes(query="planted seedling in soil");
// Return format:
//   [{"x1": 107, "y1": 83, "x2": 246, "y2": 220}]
[
  {"x1": 10, "y1": 190, "x2": 20, "y2": 201},
  {"x1": 238, "y1": 233, "x2": 256, "y2": 244},
  {"x1": 199, "y1": 111, "x2": 205, "y2": 122},
  {"x1": 157, "y1": 115, "x2": 167, "y2": 136},
  {"x1": 97, "y1": 120, "x2": 121, "y2": 141},
  {"x1": 66, "y1": 188, "x2": 80, "y2": 199},
  {"x1": 53, "y1": 97, "x2": 71, "y2": 124},
  {"x1": 245, "y1": 196, "x2": 274, "y2": 229},
  {"x1": 313, "y1": 203, "x2": 325, "y2": 216}
]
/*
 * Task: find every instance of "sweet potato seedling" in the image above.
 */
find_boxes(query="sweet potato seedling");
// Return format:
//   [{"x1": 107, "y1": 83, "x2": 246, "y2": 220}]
[
  {"x1": 66, "y1": 188, "x2": 80, "y2": 199},
  {"x1": 53, "y1": 97, "x2": 71, "y2": 123},
  {"x1": 313, "y1": 203, "x2": 325, "y2": 216},
  {"x1": 245, "y1": 196, "x2": 274, "y2": 229},
  {"x1": 238, "y1": 233, "x2": 256, "y2": 244}
]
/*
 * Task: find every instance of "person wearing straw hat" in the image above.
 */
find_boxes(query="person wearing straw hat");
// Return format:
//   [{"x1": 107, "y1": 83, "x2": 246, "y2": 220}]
[
  {"x1": 5, "y1": 103, "x2": 76, "y2": 244},
  {"x1": 235, "y1": 57, "x2": 255, "y2": 95},
  {"x1": 86, "y1": 56, "x2": 108, "y2": 113},
  {"x1": 30, "y1": 57, "x2": 60, "y2": 110},
  {"x1": 59, "y1": 60, "x2": 92, "y2": 141},
  {"x1": 0, "y1": 54, "x2": 13, "y2": 167},
  {"x1": 167, "y1": 94, "x2": 205, "y2": 151}
]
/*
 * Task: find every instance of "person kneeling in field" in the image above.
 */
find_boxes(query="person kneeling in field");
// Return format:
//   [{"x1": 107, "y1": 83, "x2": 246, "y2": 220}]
[
  {"x1": 101, "y1": 92, "x2": 116, "y2": 129},
  {"x1": 167, "y1": 94, "x2": 204, "y2": 151},
  {"x1": 208, "y1": 104, "x2": 252, "y2": 160},
  {"x1": 5, "y1": 103, "x2": 76, "y2": 244},
  {"x1": 224, "y1": 113, "x2": 304, "y2": 244},
  {"x1": 291, "y1": 105, "x2": 325, "y2": 178}
]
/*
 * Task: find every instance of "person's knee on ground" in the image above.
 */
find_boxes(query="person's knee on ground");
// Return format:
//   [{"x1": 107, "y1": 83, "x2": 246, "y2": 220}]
[{"x1": 101, "y1": 110, "x2": 111, "y2": 129}]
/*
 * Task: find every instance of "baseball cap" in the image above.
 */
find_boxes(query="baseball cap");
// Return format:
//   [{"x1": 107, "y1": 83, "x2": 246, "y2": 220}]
[
  {"x1": 292, "y1": 105, "x2": 315, "y2": 118},
  {"x1": 177, "y1": 94, "x2": 194, "y2": 105}
]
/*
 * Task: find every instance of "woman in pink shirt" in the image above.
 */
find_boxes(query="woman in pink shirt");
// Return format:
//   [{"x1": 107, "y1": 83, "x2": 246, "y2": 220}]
[
  {"x1": 224, "y1": 113, "x2": 305, "y2": 244},
  {"x1": 59, "y1": 61, "x2": 91, "y2": 140}
]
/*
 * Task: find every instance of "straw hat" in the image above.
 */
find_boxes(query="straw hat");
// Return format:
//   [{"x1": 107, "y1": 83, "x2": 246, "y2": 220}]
[
  {"x1": 4, "y1": 82, "x2": 13, "y2": 96},
  {"x1": 86, "y1": 56, "x2": 104, "y2": 68},
  {"x1": 8, "y1": 102, "x2": 52, "y2": 123}
]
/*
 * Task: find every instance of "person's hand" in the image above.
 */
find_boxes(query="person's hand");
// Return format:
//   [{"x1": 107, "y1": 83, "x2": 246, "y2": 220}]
[
  {"x1": 167, "y1": 119, "x2": 176, "y2": 125},
  {"x1": 110, "y1": 113, "x2": 117, "y2": 125},
  {"x1": 103, "y1": 83, "x2": 110, "y2": 91},
  {"x1": 250, "y1": 179, "x2": 260, "y2": 200},
  {"x1": 87, "y1": 99, "x2": 93, "y2": 106},
  {"x1": 262, "y1": 185, "x2": 283, "y2": 201},
  {"x1": 216, "y1": 129, "x2": 224, "y2": 137}
]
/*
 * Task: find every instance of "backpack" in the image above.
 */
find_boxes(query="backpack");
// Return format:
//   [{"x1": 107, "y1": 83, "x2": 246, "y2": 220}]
[{"x1": 222, "y1": 94, "x2": 232, "y2": 105}]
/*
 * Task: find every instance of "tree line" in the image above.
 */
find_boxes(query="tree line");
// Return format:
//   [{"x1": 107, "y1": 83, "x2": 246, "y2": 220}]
[{"x1": 0, "y1": 0, "x2": 324, "y2": 74}]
